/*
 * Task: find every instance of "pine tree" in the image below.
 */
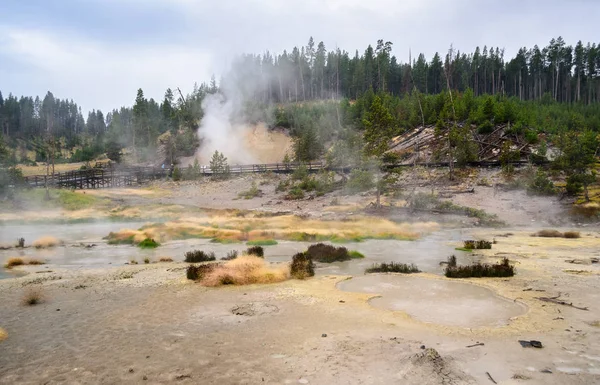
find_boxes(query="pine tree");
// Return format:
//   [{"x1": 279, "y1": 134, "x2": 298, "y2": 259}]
[{"x1": 362, "y1": 95, "x2": 395, "y2": 156}]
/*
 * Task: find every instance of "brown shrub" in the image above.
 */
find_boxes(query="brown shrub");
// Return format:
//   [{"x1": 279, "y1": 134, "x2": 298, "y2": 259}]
[
  {"x1": 4, "y1": 257, "x2": 24, "y2": 268},
  {"x1": 201, "y1": 256, "x2": 289, "y2": 286},
  {"x1": 534, "y1": 229, "x2": 563, "y2": 238},
  {"x1": 290, "y1": 252, "x2": 315, "y2": 279},
  {"x1": 22, "y1": 288, "x2": 44, "y2": 306},
  {"x1": 158, "y1": 257, "x2": 174, "y2": 262},
  {"x1": 563, "y1": 231, "x2": 581, "y2": 239},
  {"x1": 27, "y1": 259, "x2": 45, "y2": 265},
  {"x1": 32, "y1": 236, "x2": 61, "y2": 249}
]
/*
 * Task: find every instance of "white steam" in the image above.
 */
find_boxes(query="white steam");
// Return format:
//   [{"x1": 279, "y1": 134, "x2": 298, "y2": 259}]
[{"x1": 196, "y1": 93, "x2": 256, "y2": 165}]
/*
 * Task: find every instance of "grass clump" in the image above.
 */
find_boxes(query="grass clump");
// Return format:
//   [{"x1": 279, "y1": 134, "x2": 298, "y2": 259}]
[
  {"x1": 138, "y1": 238, "x2": 160, "y2": 249},
  {"x1": 533, "y1": 229, "x2": 563, "y2": 238},
  {"x1": 444, "y1": 256, "x2": 515, "y2": 278},
  {"x1": 246, "y1": 246, "x2": 264, "y2": 258},
  {"x1": 187, "y1": 264, "x2": 217, "y2": 280},
  {"x1": 533, "y1": 229, "x2": 580, "y2": 238},
  {"x1": 365, "y1": 262, "x2": 420, "y2": 274},
  {"x1": 238, "y1": 182, "x2": 262, "y2": 199},
  {"x1": 463, "y1": 240, "x2": 492, "y2": 250},
  {"x1": 285, "y1": 186, "x2": 305, "y2": 200},
  {"x1": 4, "y1": 257, "x2": 24, "y2": 268},
  {"x1": 143, "y1": 258, "x2": 150, "y2": 264},
  {"x1": 246, "y1": 239, "x2": 278, "y2": 246},
  {"x1": 22, "y1": 288, "x2": 44, "y2": 306},
  {"x1": 0, "y1": 327, "x2": 7, "y2": 341},
  {"x1": 184, "y1": 250, "x2": 216, "y2": 263},
  {"x1": 201, "y1": 256, "x2": 289, "y2": 286},
  {"x1": 348, "y1": 250, "x2": 365, "y2": 259},
  {"x1": 158, "y1": 257, "x2": 173, "y2": 262},
  {"x1": 56, "y1": 190, "x2": 99, "y2": 210},
  {"x1": 27, "y1": 259, "x2": 45, "y2": 265},
  {"x1": 305, "y1": 243, "x2": 352, "y2": 263},
  {"x1": 290, "y1": 252, "x2": 315, "y2": 279},
  {"x1": 32, "y1": 236, "x2": 61, "y2": 249},
  {"x1": 222, "y1": 250, "x2": 239, "y2": 261}
]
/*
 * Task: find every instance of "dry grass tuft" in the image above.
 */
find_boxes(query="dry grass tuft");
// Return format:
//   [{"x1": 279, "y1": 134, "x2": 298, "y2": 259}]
[
  {"x1": 32, "y1": 236, "x2": 61, "y2": 249},
  {"x1": 4, "y1": 257, "x2": 24, "y2": 268},
  {"x1": 27, "y1": 259, "x2": 45, "y2": 265},
  {"x1": 22, "y1": 288, "x2": 44, "y2": 306},
  {"x1": 533, "y1": 229, "x2": 564, "y2": 238},
  {"x1": 158, "y1": 257, "x2": 174, "y2": 262},
  {"x1": 0, "y1": 327, "x2": 7, "y2": 341},
  {"x1": 533, "y1": 229, "x2": 581, "y2": 239},
  {"x1": 201, "y1": 256, "x2": 289, "y2": 287}
]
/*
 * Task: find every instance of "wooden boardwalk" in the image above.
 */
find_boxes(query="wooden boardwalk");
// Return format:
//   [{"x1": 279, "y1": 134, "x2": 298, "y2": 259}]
[
  {"x1": 22, "y1": 162, "x2": 326, "y2": 190},
  {"x1": 21, "y1": 159, "x2": 544, "y2": 190}
]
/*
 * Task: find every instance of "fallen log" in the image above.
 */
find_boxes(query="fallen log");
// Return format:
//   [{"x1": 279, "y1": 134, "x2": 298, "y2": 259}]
[{"x1": 535, "y1": 296, "x2": 589, "y2": 311}]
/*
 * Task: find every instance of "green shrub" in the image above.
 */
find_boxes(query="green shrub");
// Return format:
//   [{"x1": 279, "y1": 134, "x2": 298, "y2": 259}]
[
  {"x1": 246, "y1": 246, "x2": 264, "y2": 258},
  {"x1": 527, "y1": 170, "x2": 555, "y2": 196},
  {"x1": 291, "y1": 164, "x2": 308, "y2": 181},
  {"x1": 348, "y1": 250, "x2": 365, "y2": 259},
  {"x1": 276, "y1": 180, "x2": 290, "y2": 192},
  {"x1": 247, "y1": 239, "x2": 278, "y2": 246},
  {"x1": 184, "y1": 250, "x2": 216, "y2": 263},
  {"x1": 462, "y1": 240, "x2": 492, "y2": 250},
  {"x1": 172, "y1": 166, "x2": 182, "y2": 181},
  {"x1": 444, "y1": 257, "x2": 515, "y2": 278},
  {"x1": 285, "y1": 186, "x2": 305, "y2": 200},
  {"x1": 477, "y1": 120, "x2": 494, "y2": 134},
  {"x1": 346, "y1": 169, "x2": 374, "y2": 193},
  {"x1": 290, "y1": 252, "x2": 315, "y2": 279},
  {"x1": 138, "y1": 238, "x2": 160, "y2": 249},
  {"x1": 365, "y1": 262, "x2": 420, "y2": 274},
  {"x1": 238, "y1": 182, "x2": 261, "y2": 199}
]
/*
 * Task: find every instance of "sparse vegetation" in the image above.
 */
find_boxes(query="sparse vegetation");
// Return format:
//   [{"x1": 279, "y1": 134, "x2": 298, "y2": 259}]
[
  {"x1": 290, "y1": 252, "x2": 315, "y2": 279},
  {"x1": 138, "y1": 238, "x2": 160, "y2": 249},
  {"x1": 444, "y1": 257, "x2": 515, "y2": 278},
  {"x1": 348, "y1": 250, "x2": 365, "y2": 259},
  {"x1": 129, "y1": 259, "x2": 138, "y2": 265},
  {"x1": 32, "y1": 236, "x2": 61, "y2": 249},
  {"x1": 4, "y1": 257, "x2": 24, "y2": 268},
  {"x1": 200, "y1": 256, "x2": 289, "y2": 286},
  {"x1": 463, "y1": 240, "x2": 492, "y2": 250},
  {"x1": 346, "y1": 169, "x2": 375, "y2": 193},
  {"x1": 22, "y1": 288, "x2": 44, "y2": 306},
  {"x1": 304, "y1": 243, "x2": 352, "y2": 263},
  {"x1": 184, "y1": 250, "x2": 216, "y2": 263},
  {"x1": 365, "y1": 262, "x2": 420, "y2": 274},
  {"x1": 285, "y1": 186, "x2": 305, "y2": 200},
  {"x1": 143, "y1": 258, "x2": 150, "y2": 264},
  {"x1": 158, "y1": 257, "x2": 173, "y2": 262},
  {"x1": 533, "y1": 229, "x2": 580, "y2": 238},
  {"x1": 222, "y1": 250, "x2": 239, "y2": 261},
  {"x1": 187, "y1": 264, "x2": 217, "y2": 281},
  {"x1": 527, "y1": 170, "x2": 556, "y2": 196},
  {"x1": 246, "y1": 239, "x2": 278, "y2": 246},
  {"x1": 238, "y1": 181, "x2": 262, "y2": 199},
  {"x1": 246, "y1": 246, "x2": 264, "y2": 258},
  {"x1": 17, "y1": 238, "x2": 25, "y2": 248},
  {"x1": 27, "y1": 259, "x2": 45, "y2": 265}
]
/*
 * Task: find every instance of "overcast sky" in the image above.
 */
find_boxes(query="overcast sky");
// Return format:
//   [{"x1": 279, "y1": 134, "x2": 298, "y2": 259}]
[{"x1": 1, "y1": 0, "x2": 598, "y2": 114}]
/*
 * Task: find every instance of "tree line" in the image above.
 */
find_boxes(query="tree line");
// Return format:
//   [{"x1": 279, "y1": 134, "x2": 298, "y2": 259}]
[{"x1": 227, "y1": 36, "x2": 600, "y2": 104}]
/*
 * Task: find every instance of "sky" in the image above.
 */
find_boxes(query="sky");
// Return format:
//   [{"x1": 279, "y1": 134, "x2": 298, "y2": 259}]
[{"x1": 1, "y1": 0, "x2": 598, "y2": 114}]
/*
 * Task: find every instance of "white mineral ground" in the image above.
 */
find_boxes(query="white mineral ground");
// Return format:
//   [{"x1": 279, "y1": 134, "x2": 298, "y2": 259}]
[{"x1": 1, "y1": 170, "x2": 599, "y2": 384}]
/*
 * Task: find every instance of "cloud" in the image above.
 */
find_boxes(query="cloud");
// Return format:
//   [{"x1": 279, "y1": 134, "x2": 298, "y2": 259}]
[
  {"x1": 0, "y1": 26, "x2": 213, "y2": 113},
  {"x1": 1, "y1": 0, "x2": 599, "y2": 114}
]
